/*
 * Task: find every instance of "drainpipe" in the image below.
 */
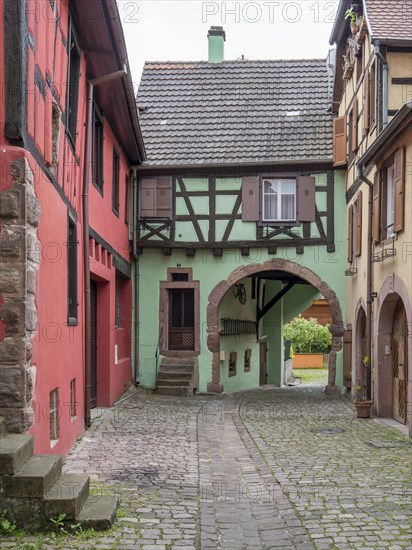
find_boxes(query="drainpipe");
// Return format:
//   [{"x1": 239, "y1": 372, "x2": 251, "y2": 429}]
[
  {"x1": 358, "y1": 168, "x2": 374, "y2": 400},
  {"x1": 374, "y1": 42, "x2": 388, "y2": 129},
  {"x1": 83, "y1": 67, "x2": 128, "y2": 427},
  {"x1": 83, "y1": 82, "x2": 94, "y2": 428},
  {"x1": 132, "y1": 167, "x2": 140, "y2": 385}
]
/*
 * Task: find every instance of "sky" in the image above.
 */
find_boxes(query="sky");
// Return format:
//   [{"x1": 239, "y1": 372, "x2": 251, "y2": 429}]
[{"x1": 119, "y1": 0, "x2": 339, "y2": 89}]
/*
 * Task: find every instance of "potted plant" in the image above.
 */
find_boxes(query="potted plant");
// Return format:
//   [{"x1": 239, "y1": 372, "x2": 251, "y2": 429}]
[
  {"x1": 356, "y1": 15, "x2": 367, "y2": 44},
  {"x1": 354, "y1": 356, "x2": 373, "y2": 418},
  {"x1": 345, "y1": 5, "x2": 359, "y2": 34},
  {"x1": 342, "y1": 55, "x2": 354, "y2": 80}
]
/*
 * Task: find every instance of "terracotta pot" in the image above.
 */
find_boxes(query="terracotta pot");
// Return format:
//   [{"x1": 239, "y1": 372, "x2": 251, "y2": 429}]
[{"x1": 354, "y1": 400, "x2": 372, "y2": 418}]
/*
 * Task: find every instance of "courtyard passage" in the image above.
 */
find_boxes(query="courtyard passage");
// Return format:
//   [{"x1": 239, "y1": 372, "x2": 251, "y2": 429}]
[{"x1": 2, "y1": 384, "x2": 412, "y2": 549}]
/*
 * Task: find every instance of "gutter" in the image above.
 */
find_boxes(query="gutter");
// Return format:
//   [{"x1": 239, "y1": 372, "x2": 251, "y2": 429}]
[
  {"x1": 374, "y1": 41, "x2": 389, "y2": 129},
  {"x1": 131, "y1": 166, "x2": 140, "y2": 385},
  {"x1": 137, "y1": 158, "x2": 334, "y2": 172},
  {"x1": 357, "y1": 166, "x2": 374, "y2": 401}
]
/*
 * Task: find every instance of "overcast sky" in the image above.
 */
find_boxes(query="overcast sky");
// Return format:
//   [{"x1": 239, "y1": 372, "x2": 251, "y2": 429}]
[{"x1": 118, "y1": 0, "x2": 339, "y2": 89}]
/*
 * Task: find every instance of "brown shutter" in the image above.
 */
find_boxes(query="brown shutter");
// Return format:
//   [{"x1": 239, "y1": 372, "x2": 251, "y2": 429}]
[
  {"x1": 352, "y1": 98, "x2": 358, "y2": 152},
  {"x1": 372, "y1": 170, "x2": 381, "y2": 243},
  {"x1": 297, "y1": 176, "x2": 316, "y2": 222},
  {"x1": 140, "y1": 178, "x2": 156, "y2": 218},
  {"x1": 333, "y1": 116, "x2": 347, "y2": 166},
  {"x1": 364, "y1": 74, "x2": 370, "y2": 131},
  {"x1": 242, "y1": 176, "x2": 260, "y2": 221},
  {"x1": 355, "y1": 191, "x2": 362, "y2": 256},
  {"x1": 394, "y1": 147, "x2": 405, "y2": 233},
  {"x1": 155, "y1": 177, "x2": 172, "y2": 218},
  {"x1": 347, "y1": 204, "x2": 354, "y2": 263},
  {"x1": 370, "y1": 62, "x2": 376, "y2": 127}
]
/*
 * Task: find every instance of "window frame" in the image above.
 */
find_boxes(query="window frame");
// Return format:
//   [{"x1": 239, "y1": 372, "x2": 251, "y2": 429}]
[
  {"x1": 261, "y1": 177, "x2": 297, "y2": 224},
  {"x1": 49, "y1": 388, "x2": 59, "y2": 443},
  {"x1": 67, "y1": 214, "x2": 78, "y2": 326},
  {"x1": 112, "y1": 148, "x2": 120, "y2": 216},
  {"x1": 92, "y1": 103, "x2": 104, "y2": 194},
  {"x1": 66, "y1": 18, "x2": 81, "y2": 146}
]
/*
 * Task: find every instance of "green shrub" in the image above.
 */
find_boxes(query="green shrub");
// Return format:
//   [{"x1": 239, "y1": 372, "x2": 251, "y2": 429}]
[{"x1": 284, "y1": 315, "x2": 332, "y2": 354}]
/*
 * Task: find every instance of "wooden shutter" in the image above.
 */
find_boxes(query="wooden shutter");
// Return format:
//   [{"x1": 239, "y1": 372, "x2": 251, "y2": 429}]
[
  {"x1": 333, "y1": 116, "x2": 347, "y2": 166},
  {"x1": 394, "y1": 147, "x2": 405, "y2": 233},
  {"x1": 155, "y1": 177, "x2": 172, "y2": 218},
  {"x1": 140, "y1": 178, "x2": 156, "y2": 218},
  {"x1": 355, "y1": 191, "x2": 362, "y2": 256},
  {"x1": 372, "y1": 170, "x2": 381, "y2": 243},
  {"x1": 370, "y1": 62, "x2": 376, "y2": 127},
  {"x1": 352, "y1": 98, "x2": 358, "y2": 153},
  {"x1": 347, "y1": 204, "x2": 354, "y2": 263},
  {"x1": 242, "y1": 176, "x2": 260, "y2": 221},
  {"x1": 364, "y1": 74, "x2": 370, "y2": 131},
  {"x1": 297, "y1": 176, "x2": 316, "y2": 222}
]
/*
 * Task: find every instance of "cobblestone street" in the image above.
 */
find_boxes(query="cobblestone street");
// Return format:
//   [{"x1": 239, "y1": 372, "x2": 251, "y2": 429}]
[{"x1": 2, "y1": 385, "x2": 411, "y2": 549}]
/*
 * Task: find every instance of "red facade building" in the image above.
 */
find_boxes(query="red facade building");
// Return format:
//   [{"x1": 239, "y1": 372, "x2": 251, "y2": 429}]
[{"x1": 0, "y1": 0, "x2": 145, "y2": 456}]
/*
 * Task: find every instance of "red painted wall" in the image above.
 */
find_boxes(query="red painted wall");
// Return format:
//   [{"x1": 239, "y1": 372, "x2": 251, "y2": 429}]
[{"x1": 0, "y1": 0, "x2": 133, "y2": 456}]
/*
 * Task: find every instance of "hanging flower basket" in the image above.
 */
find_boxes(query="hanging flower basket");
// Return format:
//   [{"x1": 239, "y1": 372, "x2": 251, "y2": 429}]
[
  {"x1": 357, "y1": 16, "x2": 367, "y2": 44},
  {"x1": 343, "y1": 57, "x2": 355, "y2": 80}
]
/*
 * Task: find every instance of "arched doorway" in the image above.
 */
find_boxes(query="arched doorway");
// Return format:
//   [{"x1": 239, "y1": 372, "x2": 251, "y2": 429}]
[
  {"x1": 206, "y1": 259, "x2": 345, "y2": 394},
  {"x1": 355, "y1": 305, "x2": 367, "y2": 391},
  {"x1": 375, "y1": 275, "x2": 412, "y2": 433}
]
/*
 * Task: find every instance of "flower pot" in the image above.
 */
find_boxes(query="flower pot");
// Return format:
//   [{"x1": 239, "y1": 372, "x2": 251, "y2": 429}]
[{"x1": 354, "y1": 400, "x2": 372, "y2": 418}]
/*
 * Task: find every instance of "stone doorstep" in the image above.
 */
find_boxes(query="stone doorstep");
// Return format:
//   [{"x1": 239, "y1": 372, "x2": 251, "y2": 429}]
[
  {"x1": 3, "y1": 454, "x2": 63, "y2": 497},
  {"x1": 76, "y1": 494, "x2": 118, "y2": 531},
  {"x1": 44, "y1": 473, "x2": 90, "y2": 520},
  {"x1": 0, "y1": 434, "x2": 34, "y2": 475}
]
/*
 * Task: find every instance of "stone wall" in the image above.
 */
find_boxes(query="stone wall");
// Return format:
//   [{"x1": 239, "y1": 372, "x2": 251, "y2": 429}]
[{"x1": 0, "y1": 157, "x2": 40, "y2": 432}]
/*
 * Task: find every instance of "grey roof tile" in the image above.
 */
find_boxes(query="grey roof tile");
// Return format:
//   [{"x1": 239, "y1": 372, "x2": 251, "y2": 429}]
[{"x1": 137, "y1": 59, "x2": 333, "y2": 166}]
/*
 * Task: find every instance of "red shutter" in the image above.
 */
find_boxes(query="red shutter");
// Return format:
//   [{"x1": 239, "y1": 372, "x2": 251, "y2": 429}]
[
  {"x1": 372, "y1": 170, "x2": 381, "y2": 243},
  {"x1": 352, "y1": 98, "x2": 358, "y2": 153},
  {"x1": 297, "y1": 176, "x2": 316, "y2": 222},
  {"x1": 364, "y1": 74, "x2": 370, "y2": 131},
  {"x1": 394, "y1": 147, "x2": 405, "y2": 233},
  {"x1": 140, "y1": 178, "x2": 156, "y2": 218},
  {"x1": 355, "y1": 191, "x2": 362, "y2": 256},
  {"x1": 241, "y1": 176, "x2": 260, "y2": 221},
  {"x1": 155, "y1": 177, "x2": 172, "y2": 218},
  {"x1": 348, "y1": 204, "x2": 354, "y2": 263},
  {"x1": 333, "y1": 116, "x2": 347, "y2": 166}
]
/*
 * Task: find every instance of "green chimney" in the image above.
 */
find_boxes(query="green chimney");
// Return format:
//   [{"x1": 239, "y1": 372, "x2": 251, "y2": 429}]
[{"x1": 208, "y1": 26, "x2": 226, "y2": 63}]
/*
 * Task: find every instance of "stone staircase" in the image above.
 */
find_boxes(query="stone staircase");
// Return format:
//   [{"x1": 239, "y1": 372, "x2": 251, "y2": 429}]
[
  {"x1": 0, "y1": 419, "x2": 117, "y2": 532},
  {"x1": 156, "y1": 357, "x2": 198, "y2": 396}
]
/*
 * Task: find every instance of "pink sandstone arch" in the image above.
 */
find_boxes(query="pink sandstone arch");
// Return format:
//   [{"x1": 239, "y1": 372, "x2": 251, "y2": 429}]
[{"x1": 206, "y1": 259, "x2": 345, "y2": 394}]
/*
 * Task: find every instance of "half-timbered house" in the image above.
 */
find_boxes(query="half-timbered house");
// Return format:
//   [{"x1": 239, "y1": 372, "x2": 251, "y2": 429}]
[
  {"x1": 330, "y1": 0, "x2": 412, "y2": 434},
  {"x1": 136, "y1": 27, "x2": 347, "y2": 395}
]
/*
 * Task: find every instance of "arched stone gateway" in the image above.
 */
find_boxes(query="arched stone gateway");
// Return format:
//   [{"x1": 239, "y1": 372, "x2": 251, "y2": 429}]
[{"x1": 206, "y1": 259, "x2": 345, "y2": 394}]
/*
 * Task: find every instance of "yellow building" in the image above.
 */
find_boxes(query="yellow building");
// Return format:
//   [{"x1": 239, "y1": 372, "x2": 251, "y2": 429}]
[{"x1": 330, "y1": 0, "x2": 412, "y2": 434}]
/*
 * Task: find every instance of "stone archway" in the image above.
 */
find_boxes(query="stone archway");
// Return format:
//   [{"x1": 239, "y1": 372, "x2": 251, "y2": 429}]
[
  {"x1": 374, "y1": 275, "x2": 412, "y2": 435},
  {"x1": 354, "y1": 302, "x2": 367, "y2": 391},
  {"x1": 206, "y1": 259, "x2": 345, "y2": 394}
]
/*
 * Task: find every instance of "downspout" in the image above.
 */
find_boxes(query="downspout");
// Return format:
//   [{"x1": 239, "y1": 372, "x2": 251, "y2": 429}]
[
  {"x1": 83, "y1": 83, "x2": 94, "y2": 428},
  {"x1": 374, "y1": 41, "x2": 388, "y2": 129},
  {"x1": 358, "y1": 169, "x2": 374, "y2": 400},
  {"x1": 132, "y1": 166, "x2": 140, "y2": 385}
]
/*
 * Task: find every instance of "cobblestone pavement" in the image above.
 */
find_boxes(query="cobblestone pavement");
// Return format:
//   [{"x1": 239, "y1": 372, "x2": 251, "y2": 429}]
[{"x1": 1, "y1": 385, "x2": 411, "y2": 549}]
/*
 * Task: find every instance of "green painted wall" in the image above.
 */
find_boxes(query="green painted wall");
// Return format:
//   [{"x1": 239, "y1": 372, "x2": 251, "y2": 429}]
[{"x1": 137, "y1": 171, "x2": 347, "y2": 393}]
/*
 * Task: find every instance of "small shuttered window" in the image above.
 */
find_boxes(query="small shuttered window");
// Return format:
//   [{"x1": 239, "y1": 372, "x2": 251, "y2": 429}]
[
  {"x1": 333, "y1": 116, "x2": 347, "y2": 166},
  {"x1": 394, "y1": 147, "x2": 405, "y2": 233},
  {"x1": 139, "y1": 177, "x2": 172, "y2": 219},
  {"x1": 372, "y1": 171, "x2": 381, "y2": 243}
]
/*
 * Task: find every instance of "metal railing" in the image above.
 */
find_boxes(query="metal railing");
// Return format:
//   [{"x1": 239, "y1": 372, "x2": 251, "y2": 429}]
[{"x1": 220, "y1": 318, "x2": 257, "y2": 336}]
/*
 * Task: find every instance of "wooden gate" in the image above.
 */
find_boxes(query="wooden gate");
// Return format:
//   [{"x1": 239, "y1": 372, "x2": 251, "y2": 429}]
[{"x1": 392, "y1": 301, "x2": 407, "y2": 424}]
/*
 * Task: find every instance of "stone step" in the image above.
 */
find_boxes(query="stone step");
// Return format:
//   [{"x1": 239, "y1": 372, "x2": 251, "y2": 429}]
[
  {"x1": 45, "y1": 474, "x2": 90, "y2": 520},
  {"x1": 161, "y1": 357, "x2": 196, "y2": 368},
  {"x1": 156, "y1": 385, "x2": 191, "y2": 396},
  {"x1": 0, "y1": 434, "x2": 34, "y2": 475},
  {"x1": 0, "y1": 417, "x2": 6, "y2": 436},
  {"x1": 77, "y1": 494, "x2": 118, "y2": 531},
  {"x1": 156, "y1": 378, "x2": 192, "y2": 387},
  {"x1": 157, "y1": 371, "x2": 192, "y2": 380},
  {"x1": 3, "y1": 454, "x2": 63, "y2": 497}
]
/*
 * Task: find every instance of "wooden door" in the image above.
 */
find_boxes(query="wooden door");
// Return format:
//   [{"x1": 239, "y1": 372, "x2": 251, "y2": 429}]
[
  {"x1": 90, "y1": 280, "x2": 97, "y2": 409},
  {"x1": 392, "y1": 301, "x2": 407, "y2": 424},
  {"x1": 168, "y1": 289, "x2": 195, "y2": 350},
  {"x1": 259, "y1": 340, "x2": 268, "y2": 385}
]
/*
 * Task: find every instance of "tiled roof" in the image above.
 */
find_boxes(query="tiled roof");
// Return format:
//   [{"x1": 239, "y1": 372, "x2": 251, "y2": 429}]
[
  {"x1": 136, "y1": 59, "x2": 333, "y2": 167},
  {"x1": 365, "y1": 0, "x2": 412, "y2": 41}
]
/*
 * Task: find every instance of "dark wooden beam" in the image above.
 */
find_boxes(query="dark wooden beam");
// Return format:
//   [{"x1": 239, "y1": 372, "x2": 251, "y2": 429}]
[{"x1": 257, "y1": 281, "x2": 295, "y2": 322}]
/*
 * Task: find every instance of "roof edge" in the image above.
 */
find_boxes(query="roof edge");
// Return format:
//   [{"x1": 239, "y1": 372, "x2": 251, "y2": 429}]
[{"x1": 137, "y1": 158, "x2": 334, "y2": 171}]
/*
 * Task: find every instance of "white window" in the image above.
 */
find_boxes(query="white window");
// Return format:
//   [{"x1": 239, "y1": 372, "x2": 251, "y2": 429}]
[
  {"x1": 262, "y1": 179, "x2": 296, "y2": 222},
  {"x1": 386, "y1": 165, "x2": 395, "y2": 239}
]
